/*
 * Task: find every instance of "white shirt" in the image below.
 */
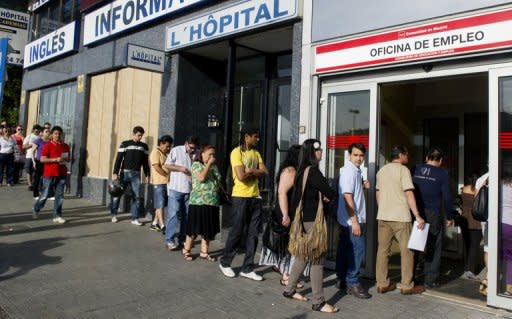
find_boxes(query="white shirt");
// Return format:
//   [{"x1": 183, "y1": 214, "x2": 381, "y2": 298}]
[
  {"x1": 476, "y1": 172, "x2": 489, "y2": 190},
  {"x1": 0, "y1": 136, "x2": 16, "y2": 154},
  {"x1": 23, "y1": 133, "x2": 39, "y2": 159},
  {"x1": 165, "y1": 145, "x2": 198, "y2": 194},
  {"x1": 337, "y1": 161, "x2": 366, "y2": 226}
]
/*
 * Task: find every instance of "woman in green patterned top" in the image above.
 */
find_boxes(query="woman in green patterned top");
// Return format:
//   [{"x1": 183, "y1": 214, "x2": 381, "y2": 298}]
[{"x1": 182, "y1": 144, "x2": 221, "y2": 262}]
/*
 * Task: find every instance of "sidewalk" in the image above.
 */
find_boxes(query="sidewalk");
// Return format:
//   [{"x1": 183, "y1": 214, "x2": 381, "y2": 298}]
[{"x1": 0, "y1": 184, "x2": 509, "y2": 318}]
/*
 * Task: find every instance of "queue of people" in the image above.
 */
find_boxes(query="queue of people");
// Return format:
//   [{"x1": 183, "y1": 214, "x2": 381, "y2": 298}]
[{"x1": 19, "y1": 119, "x2": 499, "y2": 313}]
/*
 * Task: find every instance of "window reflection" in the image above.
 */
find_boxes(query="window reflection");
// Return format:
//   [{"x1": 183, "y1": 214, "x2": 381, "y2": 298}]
[{"x1": 499, "y1": 77, "x2": 512, "y2": 296}]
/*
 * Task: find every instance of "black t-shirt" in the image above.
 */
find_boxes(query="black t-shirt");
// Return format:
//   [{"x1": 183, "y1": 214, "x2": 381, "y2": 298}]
[{"x1": 291, "y1": 166, "x2": 336, "y2": 222}]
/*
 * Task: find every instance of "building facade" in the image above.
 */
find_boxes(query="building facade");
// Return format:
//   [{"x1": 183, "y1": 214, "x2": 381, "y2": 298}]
[
  {"x1": 21, "y1": 0, "x2": 303, "y2": 210},
  {"x1": 299, "y1": 0, "x2": 512, "y2": 310}
]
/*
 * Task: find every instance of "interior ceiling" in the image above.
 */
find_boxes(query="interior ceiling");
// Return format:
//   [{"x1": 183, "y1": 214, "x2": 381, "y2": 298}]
[
  {"x1": 185, "y1": 26, "x2": 293, "y2": 61},
  {"x1": 382, "y1": 73, "x2": 488, "y2": 113}
]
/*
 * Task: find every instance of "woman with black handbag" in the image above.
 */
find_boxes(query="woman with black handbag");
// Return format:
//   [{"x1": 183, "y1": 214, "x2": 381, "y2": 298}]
[
  {"x1": 259, "y1": 145, "x2": 303, "y2": 286},
  {"x1": 283, "y1": 139, "x2": 338, "y2": 314}
]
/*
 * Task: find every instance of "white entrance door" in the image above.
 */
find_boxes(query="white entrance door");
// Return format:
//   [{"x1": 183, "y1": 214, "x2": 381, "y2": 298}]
[
  {"x1": 319, "y1": 82, "x2": 377, "y2": 273},
  {"x1": 488, "y1": 66, "x2": 512, "y2": 309}
]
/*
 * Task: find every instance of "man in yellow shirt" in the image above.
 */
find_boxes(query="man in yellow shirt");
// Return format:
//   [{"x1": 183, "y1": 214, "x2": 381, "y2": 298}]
[{"x1": 219, "y1": 125, "x2": 268, "y2": 281}]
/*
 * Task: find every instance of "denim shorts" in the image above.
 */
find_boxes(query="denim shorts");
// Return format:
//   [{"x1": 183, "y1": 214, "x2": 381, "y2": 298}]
[{"x1": 153, "y1": 184, "x2": 168, "y2": 209}]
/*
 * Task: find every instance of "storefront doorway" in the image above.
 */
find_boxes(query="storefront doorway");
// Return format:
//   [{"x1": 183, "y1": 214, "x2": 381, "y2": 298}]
[{"x1": 318, "y1": 63, "x2": 512, "y2": 307}]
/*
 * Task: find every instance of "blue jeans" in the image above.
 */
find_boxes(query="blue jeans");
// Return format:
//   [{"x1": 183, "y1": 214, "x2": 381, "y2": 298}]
[
  {"x1": 165, "y1": 190, "x2": 189, "y2": 246},
  {"x1": 0, "y1": 153, "x2": 14, "y2": 185},
  {"x1": 34, "y1": 176, "x2": 66, "y2": 218},
  {"x1": 110, "y1": 170, "x2": 141, "y2": 221},
  {"x1": 152, "y1": 184, "x2": 167, "y2": 209},
  {"x1": 336, "y1": 224, "x2": 366, "y2": 287}
]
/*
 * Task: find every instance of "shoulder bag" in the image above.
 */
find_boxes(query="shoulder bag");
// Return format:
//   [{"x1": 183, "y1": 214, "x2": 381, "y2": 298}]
[
  {"x1": 288, "y1": 166, "x2": 328, "y2": 261},
  {"x1": 472, "y1": 185, "x2": 488, "y2": 222}
]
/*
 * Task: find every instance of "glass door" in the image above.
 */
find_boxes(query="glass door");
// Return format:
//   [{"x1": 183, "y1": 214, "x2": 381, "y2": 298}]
[
  {"x1": 488, "y1": 67, "x2": 512, "y2": 310},
  {"x1": 319, "y1": 82, "x2": 378, "y2": 272}
]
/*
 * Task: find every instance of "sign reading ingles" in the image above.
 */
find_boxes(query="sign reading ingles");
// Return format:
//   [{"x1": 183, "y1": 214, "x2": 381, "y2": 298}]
[
  {"x1": 24, "y1": 21, "x2": 77, "y2": 68},
  {"x1": 126, "y1": 43, "x2": 165, "y2": 72},
  {"x1": 315, "y1": 9, "x2": 512, "y2": 74},
  {"x1": 165, "y1": 0, "x2": 298, "y2": 51},
  {"x1": 84, "y1": 0, "x2": 206, "y2": 45}
]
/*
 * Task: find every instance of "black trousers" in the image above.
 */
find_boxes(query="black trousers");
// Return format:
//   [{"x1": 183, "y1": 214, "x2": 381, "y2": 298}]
[
  {"x1": 459, "y1": 218, "x2": 483, "y2": 274},
  {"x1": 220, "y1": 197, "x2": 262, "y2": 273},
  {"x1": 32, "y1": 160, "x2": 43, "y2": 197},
  {"x1": 415, "y1": 209, "x2": 443, "y2": 284}
]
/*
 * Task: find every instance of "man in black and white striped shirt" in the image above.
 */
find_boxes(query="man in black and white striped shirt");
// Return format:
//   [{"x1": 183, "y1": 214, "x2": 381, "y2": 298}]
[{"x1": 111, "y1": 126, "x2": 150, "y2": 225}]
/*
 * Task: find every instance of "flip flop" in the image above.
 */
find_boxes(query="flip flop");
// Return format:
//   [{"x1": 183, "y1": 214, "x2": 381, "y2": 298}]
[
  {"x1": 283, "y1": 290, "x2": 308, "y2": 302},
  {"x1": 312, "y1": 302, "x2": 339, "y2": 313}
]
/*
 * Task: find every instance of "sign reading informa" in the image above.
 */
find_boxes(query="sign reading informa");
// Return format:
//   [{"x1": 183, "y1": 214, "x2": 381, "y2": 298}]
[
  {"x1": 83, "y1": 0, "x2": 206, "y2": 45},
  {"x1": 165, "y1": 0, "x2": 298, "y2": 51},
  {"x1": 315, "y1": 9, "x2": 512, "y2": 74},
  {"x1": 23, "y1": 21, "x2": 77, "y2": 69},
  {"x1": 0, "y1": 8, "x2": 29, "y2": 66},
  {"x1": 126, "y1": 43, "x2": 165, "y2": 72}
]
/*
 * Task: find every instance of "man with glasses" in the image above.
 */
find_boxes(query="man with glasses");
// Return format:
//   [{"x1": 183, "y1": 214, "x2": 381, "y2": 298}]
[
  {"x1": 111, "y1": 126, "x2": 150, "y2": 225},
  {"x1": 32, "y1": 126, "x2": 70, "y2": 223},
  {"x1": 375, "y1": 144, "x2": 426, "y2": 295},
  {"x1": 164, "y1": 135, "x2": 199, "y2": 250}
]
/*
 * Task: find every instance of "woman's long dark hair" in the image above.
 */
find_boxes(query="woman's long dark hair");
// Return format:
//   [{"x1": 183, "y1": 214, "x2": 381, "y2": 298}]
[
  {"x1": 290, "y1": 139, "x2": 322, "y2": 206},
  {"x1": 276, "y1": 145, "x2": 301, "y2": 186}
]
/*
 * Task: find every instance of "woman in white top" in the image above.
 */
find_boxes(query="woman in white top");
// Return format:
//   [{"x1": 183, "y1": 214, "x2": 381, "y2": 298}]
[{"x1": 0, "y1": 126, "x2": 17, "y2": 186}]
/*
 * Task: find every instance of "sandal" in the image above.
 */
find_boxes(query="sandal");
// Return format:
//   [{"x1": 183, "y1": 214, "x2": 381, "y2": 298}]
[
  {"x1": 280, "y1": 279, "x2": 305, "y2": 289},
  {"x1": 312, "y1": 302, "x2": 339, "y2": 313},
  {"x1": 199, "y1": 251, "x2": 216, "y2": 262},
  {"x1": 282, "y1": 290, "x2": 308, "y2": 302},
  {"x1": 182, "y1": 249, "x2": 193, "y2": 261},
  {"x1": 480, "y1": 279, "x2": 488, "y2": 296}
]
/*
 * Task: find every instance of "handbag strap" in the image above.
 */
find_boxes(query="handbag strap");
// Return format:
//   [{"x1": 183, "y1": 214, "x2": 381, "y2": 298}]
[{"x1": 293, "y1": 166, "x2": 312, "y2": 224}]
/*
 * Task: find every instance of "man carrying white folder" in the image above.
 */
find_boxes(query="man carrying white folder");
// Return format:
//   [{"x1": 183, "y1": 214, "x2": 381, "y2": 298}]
[{"x1": 412, "y1": 147, "x2": 454, "y2": 289}]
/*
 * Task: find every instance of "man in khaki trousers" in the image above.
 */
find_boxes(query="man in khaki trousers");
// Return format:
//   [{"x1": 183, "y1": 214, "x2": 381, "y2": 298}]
[{"x1": 375, "y1": 144, "x2": 426, "y2": 295}]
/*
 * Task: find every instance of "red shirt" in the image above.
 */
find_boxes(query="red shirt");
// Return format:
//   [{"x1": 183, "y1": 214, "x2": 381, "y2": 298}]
[{"x1": 41, "y1": 140, "x2": 70, "y2": 177}]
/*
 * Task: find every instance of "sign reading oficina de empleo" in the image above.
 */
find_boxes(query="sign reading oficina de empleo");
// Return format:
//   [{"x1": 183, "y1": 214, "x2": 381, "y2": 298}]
[
  {"x1": 83, "y1": 0, "x2": 207, "y2": 46},
  {"x1": 165, "y1": 0, "x2": 298, "y2": 51},
  {"x1": 315, "y1": 8, "x2": 512, "y2": 74},
  {"x1": 0, "y1": 7, "x2": 29, "y2": 66},
  {"x1": 23, "y1": 21, "x2": 78, "y2": 69}
]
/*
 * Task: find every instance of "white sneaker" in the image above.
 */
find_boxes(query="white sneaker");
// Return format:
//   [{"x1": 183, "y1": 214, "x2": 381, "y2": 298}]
[
  {"x1": 52, "y1": 217, "x2": 66, "y2": 224},
  {"x1": 219, "y1": 264, "x2": 236, "y2": 278},
  {"x1": 48, "y1": 197, "x2": 55, "y2": 201},
  {"x1": 33, "y1": 196, "x2": 39, "y2": 200},
  {"x1": 131, "y1": 219, "x2": 143, "y2": 226},
  {"x1": 240, "y1": 271, "x2": 263, "y2": 281},
  {"x1": 111, "y1": 216, "x2": 118, "y2": 223}
]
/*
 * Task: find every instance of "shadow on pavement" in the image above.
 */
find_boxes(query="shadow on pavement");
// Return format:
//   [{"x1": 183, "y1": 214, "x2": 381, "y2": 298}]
[{"x1": 0, "y1": 237, "x2": 65, "y2": 281}]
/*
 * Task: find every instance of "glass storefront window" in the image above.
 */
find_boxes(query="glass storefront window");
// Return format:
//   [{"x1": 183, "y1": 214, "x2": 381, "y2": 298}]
[
  {"x1": 499, "y1": 77, "x2": 512, "y2": 296},
  {"x1": 326, "y1": 91, "x2": 370, "y2": 179},
  {"x1": 30, "y1": 0, "x2": 79, "y2": 40},
  {"x1": 39, "y1": 82, "x2": 77, "y2": 146}
]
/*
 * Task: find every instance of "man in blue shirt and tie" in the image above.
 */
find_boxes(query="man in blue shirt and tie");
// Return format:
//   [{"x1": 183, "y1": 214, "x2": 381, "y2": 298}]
[{"x1": 336, "y1": 143, "x2": 371, "y2": 299}]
